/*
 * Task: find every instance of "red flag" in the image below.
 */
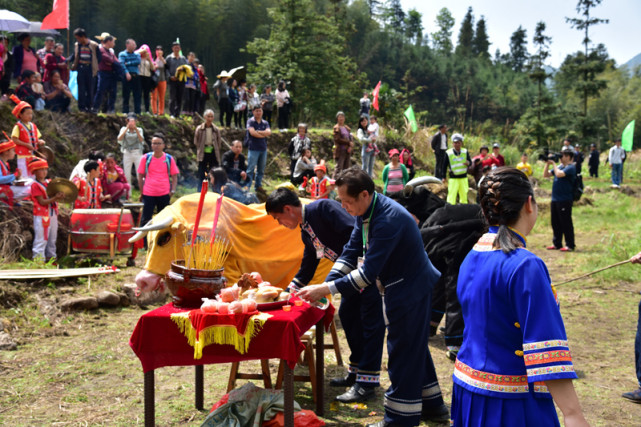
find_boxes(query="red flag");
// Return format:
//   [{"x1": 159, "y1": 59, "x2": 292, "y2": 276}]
[
  {"x1": 41, "y1": 0, "x2": 69, "y2": 30},
  {"x1": 372, "y1": 81, "x2": 382, "y2": 111}
]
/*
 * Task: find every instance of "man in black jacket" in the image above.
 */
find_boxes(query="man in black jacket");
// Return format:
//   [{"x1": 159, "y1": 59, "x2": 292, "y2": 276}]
[
  {"x1": 266, "y1": 188, "x2": 385, "y2": 404},
  {"x1": 222, "y1": 140, "x2": 249, "y2": 187},
  {"x1": 430, "y1": 124, "x2": 448, "y2": 180},
  {"x1": 588, "y1": 143, "x2": 600, "y2": 178}
]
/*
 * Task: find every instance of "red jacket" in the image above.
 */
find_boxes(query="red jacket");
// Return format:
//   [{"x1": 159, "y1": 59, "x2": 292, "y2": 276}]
[
  {"x1": 75, "y1": 177, "x2": 103, "y2": 209},
  {"x1": 31, "y1": 179, "x2": 58, "y2": 216},
  {"x1": 14, "y1": 121, "x2": 39, "y2": 157}
]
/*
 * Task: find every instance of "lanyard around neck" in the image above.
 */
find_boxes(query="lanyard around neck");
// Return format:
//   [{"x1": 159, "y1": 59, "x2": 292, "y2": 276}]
[{"x1": 361, "y1": 192, "x2": 377, "y2": 252}]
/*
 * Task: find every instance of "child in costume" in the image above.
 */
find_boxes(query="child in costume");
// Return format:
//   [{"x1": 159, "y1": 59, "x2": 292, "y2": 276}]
[
  {"x1": 74, "y1": 161, "x2": 110, "y2": 209},
  {"x1": 29, "y1": 157, "x2": 64, "y2": 261},
  {"x1": 10, "y1": 95, "x2": 46, "y2": 178},
  {"x1": 304, "y1": 164, "x2": 333, "y2": 200},
  {"x1": 0, "y1": 140, "x2": 30, "y2": 207},
  {"x1": 452, "y1": 167, "x2": 588, "y2": 427}
]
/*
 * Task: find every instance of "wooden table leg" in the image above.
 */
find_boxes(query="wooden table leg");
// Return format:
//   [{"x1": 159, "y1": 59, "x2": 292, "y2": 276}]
[
  {"x1": 144, "y1": 370, "x2": 155, "y2": 427},
  {"x1": 195, "y1": 365, "x2": 204, "y2": 410},
  {"x1": 283, "y1": 364, "x2": 294, "y2": 427},
  {"x1": 315, "y1": 318, "x2": 325, "y2": 416}
]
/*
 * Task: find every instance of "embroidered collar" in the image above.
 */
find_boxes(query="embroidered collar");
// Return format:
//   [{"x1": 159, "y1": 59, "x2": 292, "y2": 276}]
[{"x1": 488, "y1": 225, "x2": 527, "y2": 247}]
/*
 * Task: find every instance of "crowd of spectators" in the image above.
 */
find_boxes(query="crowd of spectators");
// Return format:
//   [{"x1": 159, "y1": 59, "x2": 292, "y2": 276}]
[{"x1": 1, "y1": 29, "x2": 288, "y2": 124}]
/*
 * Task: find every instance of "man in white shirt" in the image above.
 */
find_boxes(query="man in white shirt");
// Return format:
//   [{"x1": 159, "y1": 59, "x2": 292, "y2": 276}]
[{"x1": 608, "y1": 138, "x2": 626, "y2": 188}]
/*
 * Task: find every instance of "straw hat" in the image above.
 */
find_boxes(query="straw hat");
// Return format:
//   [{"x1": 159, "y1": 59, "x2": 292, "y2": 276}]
[
  {"x1": 217, "y1": 70, "x2": 232, "y2": 79},
  {"x1": 95, "y1": 32, "x2": 116, "y2": 41}
]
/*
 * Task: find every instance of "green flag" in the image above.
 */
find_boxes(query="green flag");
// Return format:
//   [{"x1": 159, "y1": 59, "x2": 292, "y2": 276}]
[
  {"x1": 622, "y1": 120, "x2": 635, "y2": 152},
  {"x1": 404, "y1": 105, "x2": 418, "y2": 133}
]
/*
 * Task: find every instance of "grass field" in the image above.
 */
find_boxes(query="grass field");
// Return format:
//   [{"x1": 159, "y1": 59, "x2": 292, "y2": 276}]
[{"x1": 0, "y1": 158, "x2": 640, "y2": 426}]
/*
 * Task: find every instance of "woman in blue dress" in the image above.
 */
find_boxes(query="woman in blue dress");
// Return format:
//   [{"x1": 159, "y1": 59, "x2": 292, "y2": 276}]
[{"x1": 453, "y1": 167, "x2": 588, "y2": 427}]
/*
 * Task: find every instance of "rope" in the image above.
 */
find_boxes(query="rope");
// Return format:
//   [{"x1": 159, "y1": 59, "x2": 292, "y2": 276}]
[{"x1": 554, "y1": 259, "x2": 632, "y2": 286}]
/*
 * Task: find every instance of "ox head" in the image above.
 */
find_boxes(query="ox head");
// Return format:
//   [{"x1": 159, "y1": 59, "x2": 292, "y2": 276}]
[{"x1": 130, "y1": 193, "x2": 333, "y2": 293}]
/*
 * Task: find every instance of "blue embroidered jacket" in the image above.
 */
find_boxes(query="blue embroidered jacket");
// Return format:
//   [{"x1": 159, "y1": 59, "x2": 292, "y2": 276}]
[
  {"x1": 454, "y1": 228, "x2": 577, "y2": 399},
  {"x1": 327, "y1": 193, "x2": 441, "y2": 318},
  {"x1": 290, "y1": 199, "x2": 353, "y2": 289}
]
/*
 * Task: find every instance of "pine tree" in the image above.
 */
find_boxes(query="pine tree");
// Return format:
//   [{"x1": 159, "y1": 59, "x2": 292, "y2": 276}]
[
  {"x1": 246, "y1": 0, "x2": 364, "y2": 120},
  {"x1": 509, "y1": 26, "x2": 528, "y2": 72},
  {"x1": 405, "y1": 9, "x2": 424, "y2": 45},
  {"x1": 473, "y1": 16, "x2": 490, "y2": 60},
  {"x1": 383, "y1": 0, "x2": 406, "y2": 34},
  {"x1": 431, "y1": 7, "x2": 455, "y2": 55},
  {"x1": 566, "y1": 0, "x2": 609, "y2": 118},
  {"x1": 529, "y1": 21, "x2": 553, "y2": 146},
  {"x1": 455, "y1": 7, "x2": 474, "y2": 57}
]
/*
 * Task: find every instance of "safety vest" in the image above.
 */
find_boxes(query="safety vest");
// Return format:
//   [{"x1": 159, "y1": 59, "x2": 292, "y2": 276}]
[
  {"x1": 15, "y1": 121, "x2": 39, "y2": 157},
  {"x1": 446, "y1": 148, "x2": 468, "y2": 176}
]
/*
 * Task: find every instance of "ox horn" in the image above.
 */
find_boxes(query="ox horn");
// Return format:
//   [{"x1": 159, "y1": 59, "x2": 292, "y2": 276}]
[
  {"x1": 133, "y1": 217, "x2": 174, "y2": 232},
  {"x1": 404, "y1": 175, "x2": 443, "y2": 196},
  {"x1": 128, "y1": 217, "x2": 175, "y2": 243}
]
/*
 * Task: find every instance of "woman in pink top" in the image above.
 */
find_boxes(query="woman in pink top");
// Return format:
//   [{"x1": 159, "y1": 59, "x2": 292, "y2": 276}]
[
  {"x1": 382, "y1": 148, "x2": 408, "y2": 195},
  {"x1": 137, "y1": 133, "x2": 180, "y2": 228},
  {"x1": 12, "y1": 34, "x2": 41, "y2": 80}
]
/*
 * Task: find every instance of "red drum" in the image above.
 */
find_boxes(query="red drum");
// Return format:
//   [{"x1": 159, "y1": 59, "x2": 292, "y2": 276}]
[{"x1": 70, "y1": 209, "x2": 135, "y2": 254}]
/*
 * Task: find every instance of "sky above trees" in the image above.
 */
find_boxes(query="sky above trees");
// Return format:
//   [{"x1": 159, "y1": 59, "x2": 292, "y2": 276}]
[{"x1": 400, "y1": 0, "x2": 640, "y2": 67}]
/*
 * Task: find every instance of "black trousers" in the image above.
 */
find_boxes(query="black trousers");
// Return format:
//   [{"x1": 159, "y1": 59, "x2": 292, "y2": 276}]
[
  {"x1": 184, "y1": 87, "x2": 199, "y2": 114},
  {"x1": 551, "y1": 200, "x2": 575, "y2": 249},
  {"x1": 277, "y1": 106, "x2": 289, "y2": 129},
  {"x1": 77, "y1": 65, "x2": 94, "y2": 112},
  {"x1": 218, "y1": 98, "x2": 233, "y2": 127},
  {"x1": 140, "y1": 76, "x2": 153, "y2": 113},
  {"x1": 263, "y1": 109, "x2": 272, "y2": 126},
  {"x1": 168, "y1": 80, "x2": 185, "y2": 117},
  {"x1": 339, "y1": 280, "x2": 385, "y2": 387},
  {"x1": 434, "y1": 149, "x2": 447, "y2": 180},
  {"x1": 197, "y1": 151, "x2": 219, "y2": 191},
  {"x1": 430, "y1": 272, "x2": 464, "y2": 347},
  {"x1": 122, "y1": 74, "x2": 142, "y2": 114},
  {"x1": 141, "y1": 194, "x2": 171, "y2": 229},
  {"x1": 589, "y1": 164, "x2": 599, "y2": 178}
]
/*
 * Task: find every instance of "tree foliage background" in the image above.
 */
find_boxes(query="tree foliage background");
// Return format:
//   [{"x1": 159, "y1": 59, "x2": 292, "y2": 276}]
[{"x1": 1, "y1": 0, "x2": 640, "y2": 149}]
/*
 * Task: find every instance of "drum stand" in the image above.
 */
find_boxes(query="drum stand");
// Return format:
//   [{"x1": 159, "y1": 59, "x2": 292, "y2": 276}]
[{"x1": 123, "y1": 202, "x2": 144, "y2": 267}]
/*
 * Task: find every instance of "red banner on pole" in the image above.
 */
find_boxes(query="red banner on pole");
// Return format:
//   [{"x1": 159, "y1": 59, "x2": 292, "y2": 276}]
[
  {"x1": 372, "y1": 81, "x2": 382, "y2": 111},
  {"x1": 41, "y1": 0, "x2": 69, "y2": 30}
]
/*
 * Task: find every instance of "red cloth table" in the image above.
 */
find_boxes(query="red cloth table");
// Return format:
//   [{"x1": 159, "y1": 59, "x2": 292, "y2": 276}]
[{"x1": 130, "y1": 301, "x2": 334, "y2": 427}]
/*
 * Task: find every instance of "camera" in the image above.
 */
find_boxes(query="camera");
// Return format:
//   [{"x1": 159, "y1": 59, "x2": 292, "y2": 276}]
[{"x1": 538, "y1": 149, "x2": 561, "y2": 162}]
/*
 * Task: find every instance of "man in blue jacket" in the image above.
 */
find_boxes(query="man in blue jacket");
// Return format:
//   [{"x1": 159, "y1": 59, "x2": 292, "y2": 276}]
[
  {"x1": 298, "y1": 168, "x2": 448, "y2": 427},
  {"x1": 265, "y1": 188, "x2": 385, "y2": 403}
]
